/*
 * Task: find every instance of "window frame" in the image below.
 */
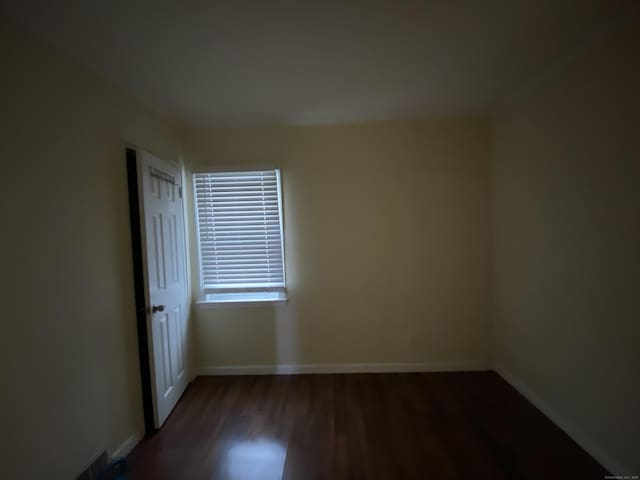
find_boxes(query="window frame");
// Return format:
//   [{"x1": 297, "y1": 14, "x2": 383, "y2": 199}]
[{"x1": 192, "y1": 167, "x2": 287, "y2": 304}]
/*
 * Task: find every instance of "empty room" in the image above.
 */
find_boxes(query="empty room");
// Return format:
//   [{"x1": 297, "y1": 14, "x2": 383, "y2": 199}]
[{"x1": 1, "y1": 1, "x2": 638, "y2": 479}]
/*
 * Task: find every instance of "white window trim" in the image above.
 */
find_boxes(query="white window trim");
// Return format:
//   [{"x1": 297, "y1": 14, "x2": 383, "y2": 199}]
[
  {"x1": 193, "y1": 167, "x2": 288, "y2": 305},
  {"x1": 194, "y1": 289, "x2": 288, "y2": 308}
]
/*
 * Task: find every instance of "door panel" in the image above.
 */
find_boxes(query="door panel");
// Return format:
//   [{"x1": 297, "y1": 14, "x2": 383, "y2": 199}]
[{"x1": 137, "y1": 150, "x2": 189, "y2": 427}]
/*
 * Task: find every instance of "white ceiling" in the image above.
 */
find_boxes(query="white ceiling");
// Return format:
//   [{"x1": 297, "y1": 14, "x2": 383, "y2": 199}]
[{"x1": 0, "y1": 1, "x2": 632, "y2": 126}]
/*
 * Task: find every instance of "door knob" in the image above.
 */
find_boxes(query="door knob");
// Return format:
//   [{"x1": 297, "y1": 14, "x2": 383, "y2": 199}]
[{"x1": 151, "y1": 304, "x2": 166, "y2": 313}]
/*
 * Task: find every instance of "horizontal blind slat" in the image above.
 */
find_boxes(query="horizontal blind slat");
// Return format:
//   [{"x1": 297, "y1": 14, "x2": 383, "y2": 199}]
[
  {"x1": 204, "y1": 276, "x2": 285, "y2": 281},
  {"x1": 201, "y1": 263, "x2": 283, "y2": 269},
  {"x1": 197, "y1": 213, "x2": 280, "y2": 218},
  {"x1": 199, "y1": 239, "x2": 281, "y2": 245},
  {"x1": 196, "y1": 181, "x2": 277, "y2": 185},
  {"x1": 203, "y1": 268, "x2": 283, "y2": 274},
  {"x1": 204, "y1": 284, "x2": 284, "y2": 287},
  {"x1": 199, "y1": 230, "x2": 279, "y2": 235},
  {"x1": 201, "y1": 246, "x2": 280, "y2": 251},
  {"x1": 196, "y1": 175, "x2": 276, "y2": 179},
  {"x1": 201, "y1": 254, "x2": 283, "y2": 261}
]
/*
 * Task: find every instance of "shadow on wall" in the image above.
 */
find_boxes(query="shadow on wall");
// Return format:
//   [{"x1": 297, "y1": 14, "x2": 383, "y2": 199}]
[{"x1": 194, "y1": 302, "x2": 299, "y2": 370}]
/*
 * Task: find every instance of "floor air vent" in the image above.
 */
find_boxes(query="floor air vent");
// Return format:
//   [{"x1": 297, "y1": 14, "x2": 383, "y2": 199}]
[{"x1": 76, "y1": 450, "x2": 109, "y2": 480}]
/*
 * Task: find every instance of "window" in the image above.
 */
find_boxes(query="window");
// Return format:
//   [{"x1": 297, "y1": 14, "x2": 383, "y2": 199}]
[{"x1": 193, "y1": 169, "x2": 286, "y2": 303}]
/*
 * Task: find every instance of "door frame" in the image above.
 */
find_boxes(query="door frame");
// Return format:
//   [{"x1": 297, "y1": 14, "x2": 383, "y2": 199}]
[{"x1": 125, "y1": 147, "x2": 155, "y2": 435}]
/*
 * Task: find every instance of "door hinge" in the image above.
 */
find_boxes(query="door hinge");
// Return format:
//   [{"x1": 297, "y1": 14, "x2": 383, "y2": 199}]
[{"x1": 179, "y1": 186, "x2": 183, "y2": 198}]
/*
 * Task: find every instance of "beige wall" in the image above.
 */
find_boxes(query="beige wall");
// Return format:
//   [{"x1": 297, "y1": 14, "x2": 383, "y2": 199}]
[
  {"x1": 492, "y1": 21, "x2": 640, "y2": 474},
  {"x1": 0, "y1": 21, "x2": 184, "y2": 479},
  {"x1": 183, "y1": 118, "x2": 493, "y2": 370}
]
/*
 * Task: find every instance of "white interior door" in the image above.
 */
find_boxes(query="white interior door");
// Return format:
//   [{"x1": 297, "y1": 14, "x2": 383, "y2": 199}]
[{"x1": 137, "y1": 150, "x2": 189, "y2": 428}]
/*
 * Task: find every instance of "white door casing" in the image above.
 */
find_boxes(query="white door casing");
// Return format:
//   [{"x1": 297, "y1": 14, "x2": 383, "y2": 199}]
[{"x1": 137, "y1": 150, "x2": 189, "y2": 428}]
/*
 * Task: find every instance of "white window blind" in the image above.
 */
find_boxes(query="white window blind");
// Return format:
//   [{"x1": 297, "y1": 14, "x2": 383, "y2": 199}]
[{"x1": 194, "y1": 169, "x2": 285, "y2": 291}]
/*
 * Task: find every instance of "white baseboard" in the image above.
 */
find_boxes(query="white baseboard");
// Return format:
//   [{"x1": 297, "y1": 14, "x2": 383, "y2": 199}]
[
  {"x1": 110, "y1": 432, "x2": 143, "y2": 460},
  {"x1": 495, "y1": 365, "x2": 629, "y2": 476},
  {"x1": 198, "y1": 361, "x2": 489, "y2": 376}
]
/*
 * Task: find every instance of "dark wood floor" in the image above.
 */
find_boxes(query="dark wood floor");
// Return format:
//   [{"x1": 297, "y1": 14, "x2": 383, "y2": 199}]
[{"x1": 127, "y1": 372, "x2": 607, "y2": 480}]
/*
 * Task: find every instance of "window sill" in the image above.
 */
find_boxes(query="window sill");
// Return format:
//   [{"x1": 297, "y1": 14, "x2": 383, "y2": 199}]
[{"x1": 194, "y1": 291, "x2": 288, "y2": 307}]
